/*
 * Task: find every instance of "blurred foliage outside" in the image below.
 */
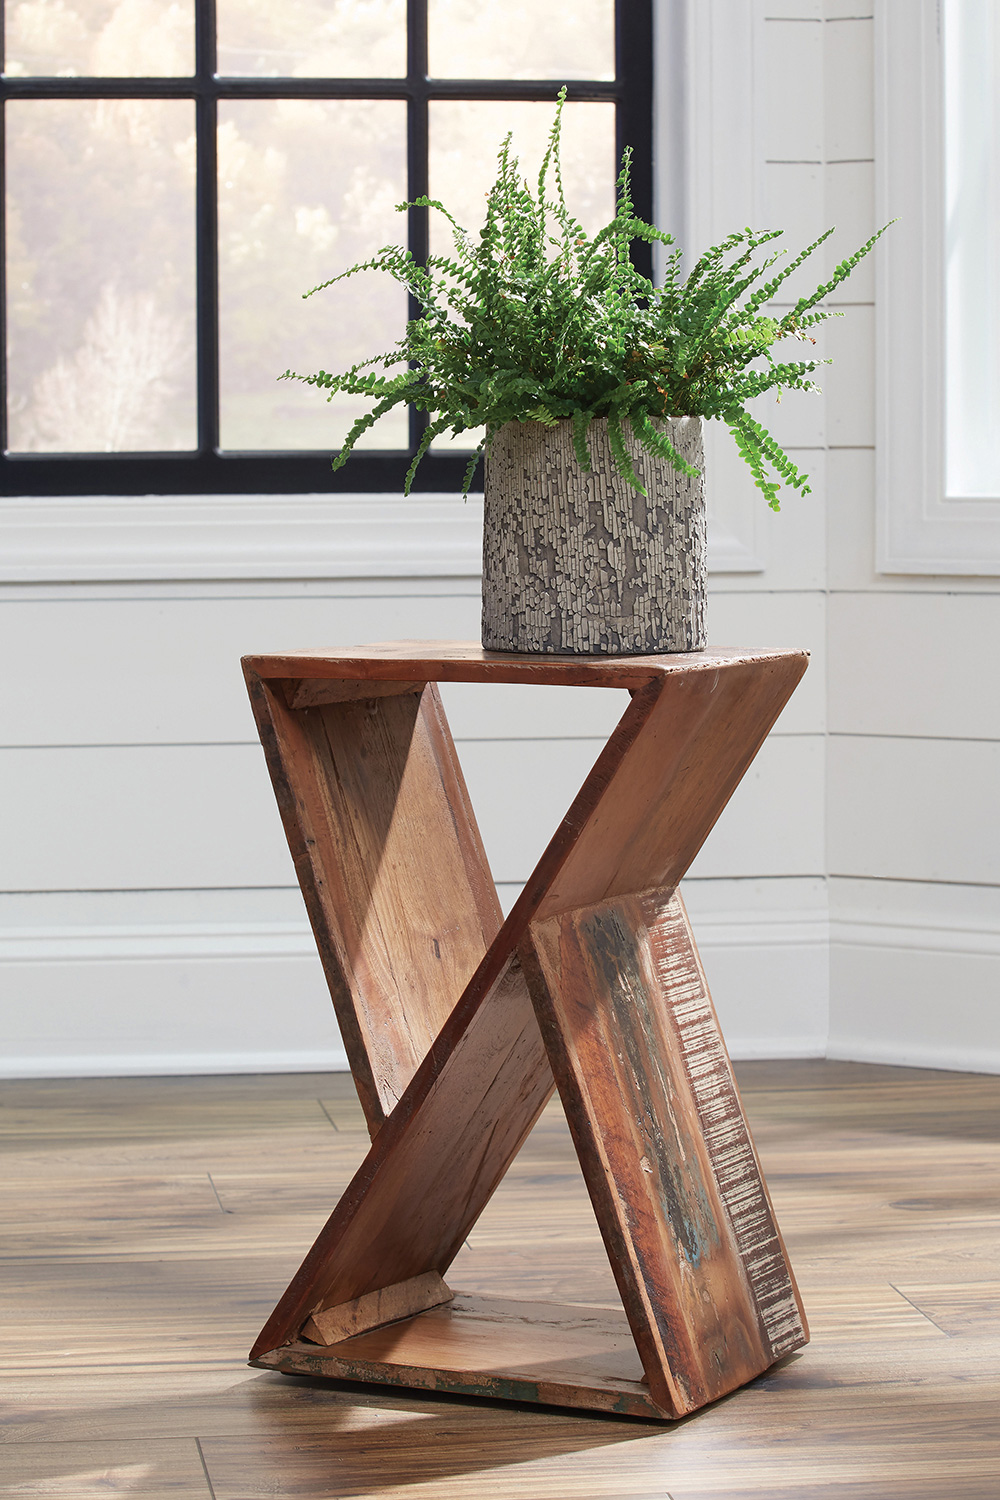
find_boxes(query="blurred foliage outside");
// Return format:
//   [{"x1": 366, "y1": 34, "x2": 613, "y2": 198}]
[{"x1": 4, "y1": 0, "x2": 617, "y2": 455}]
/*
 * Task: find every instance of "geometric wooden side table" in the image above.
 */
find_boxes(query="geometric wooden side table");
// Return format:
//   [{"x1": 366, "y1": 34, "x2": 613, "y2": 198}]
[{"x1": 242, "y1": 641, "x2": 810, "y2": 1420}]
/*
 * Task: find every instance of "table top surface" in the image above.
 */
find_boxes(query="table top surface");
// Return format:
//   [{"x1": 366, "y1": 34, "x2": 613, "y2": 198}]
[{"x1": 243, "y1": 640, "x2": 809, "y2": 691}]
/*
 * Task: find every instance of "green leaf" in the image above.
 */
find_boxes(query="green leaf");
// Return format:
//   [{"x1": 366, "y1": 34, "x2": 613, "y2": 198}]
[{"x1": 286, "y1": 97, "x2": 887, "y2": 502}]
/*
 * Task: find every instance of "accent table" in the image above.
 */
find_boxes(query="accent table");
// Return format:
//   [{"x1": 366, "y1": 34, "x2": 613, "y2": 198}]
[{"x1": 242, "y1": 641, "x2": 810, "y2": 1420}]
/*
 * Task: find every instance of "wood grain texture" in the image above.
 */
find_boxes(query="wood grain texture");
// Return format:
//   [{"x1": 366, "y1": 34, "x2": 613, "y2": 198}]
[
  {"x1": 244, "y1": 672, "x2": 502, "y2": 1132},
  {"x1": 0, "y1": 1438, "x2": 213, "y2": 1498},
  {"x1": 247, "y1": 954, "x2": 555, "y2": 1362},
  {"x1": 257, "y1": 1294, "x2": 659, "y2": 1419},
  {"x1": 481, "y1": 417, "x2": 707, "y2": 655},
  {"x1": 242, "y1": 644, "x2": 809, "y2": 1419},
  {"x1": 643, "y1": 895, "x2": 806, "y2": 1360},
  {"x1": 524, "y1": 889, "x2": 806, "y2": 1415},
  {"x1": 243, "y1": 640, "x2": 801, "y2": 691},
  {"x1": 301, "y1": 1271, "x2": 452, "y2": 1347},
  {"x1": 2, "y1": 1064, "x2": 1000, "y2": 1497},
  {"x1": 287, "y1": 678, "x2": 426, "y2": 708},
  {"x1": 519, "y1": 654, "x2": 809, "y2": 922}
]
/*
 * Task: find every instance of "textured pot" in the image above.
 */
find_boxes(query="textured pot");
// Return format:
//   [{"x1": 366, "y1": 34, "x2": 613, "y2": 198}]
[{"x1": 481, "y1": 415, "x2": 707, "y2": 656}]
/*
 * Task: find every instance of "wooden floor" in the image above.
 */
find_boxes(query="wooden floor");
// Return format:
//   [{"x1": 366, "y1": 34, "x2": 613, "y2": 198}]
[{"x1": 2, "y1": 1060, "x2": 998, "y2": 1499}]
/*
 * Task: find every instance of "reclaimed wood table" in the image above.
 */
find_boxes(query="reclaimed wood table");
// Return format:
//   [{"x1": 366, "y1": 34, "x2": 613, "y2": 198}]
[{"x1": 242, "y1": 641, "x2": 810, "y2": 1420}]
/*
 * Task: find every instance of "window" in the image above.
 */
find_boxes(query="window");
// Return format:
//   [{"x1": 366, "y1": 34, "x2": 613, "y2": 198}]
[
  {"x1": 944, "y1": 0, "x2": 1000, "y2": 499},
  {"x1": 876, "y1": 0, "x2": 1000, "y2": 572},
  {"x1": 1, "y1": 0, "x2": 652, "y2": 496}
]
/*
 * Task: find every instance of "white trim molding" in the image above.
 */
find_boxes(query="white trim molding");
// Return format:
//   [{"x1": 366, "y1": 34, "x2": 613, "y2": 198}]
[
  {"x1": 1, "y1": 489, "x2": 765, "y2": 583},
  {"x1": 0, "y1": 899, "x2": 828, "y2": 1077},
  {"x1": 7, "y1": 890, "x2": 1000, "y2": 1078},
  {"x1": 829, "y1": 882, "x2": 1000, "y2": 1075},
  {"x1": 875, "y1": 0, "x2": 1000, "y2": 574},
  {"x1": 0, "y1": 920, "x2": 319, "y2": 963},
  {"x1": 0, "y1": 494, "x2": 484, "y2": 582},
  {"x1": 832, "y1": 914, "x2": 1000, "y2": 959},
  {"x1": 0, "y1": 918, "x2": 349, "y2": 1079},
  {"x1": 1, "y1": 1050, "x2": 351, "y2": 1080}
]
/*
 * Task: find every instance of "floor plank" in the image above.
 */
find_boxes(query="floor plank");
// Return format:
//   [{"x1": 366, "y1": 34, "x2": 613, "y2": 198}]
[
  {"x1": 0, "y1": 1438, "x2": 212, "y2": 1497},
  {"x1": 1, "y1": 1061, "x2": 998, "y2": 1498}
]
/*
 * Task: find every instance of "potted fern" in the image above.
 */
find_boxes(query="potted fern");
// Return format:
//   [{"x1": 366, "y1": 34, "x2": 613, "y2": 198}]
[{"x1": 284, "y1": 94, "x2": 883, "y2": 656}]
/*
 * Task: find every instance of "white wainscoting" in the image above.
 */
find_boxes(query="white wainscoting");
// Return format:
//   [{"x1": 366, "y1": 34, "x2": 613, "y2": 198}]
[
  {"x1": 0, "y1": 730, "x2": 826, "y2": 896},
  {"x1": 0, "y1": 877, "x2": 830, "y2": 1078},
  {"x1": 8, "y1": 872, "x2": 998, "y2": 1078},
  {"x1": 828, "y1": 592, "x2": 1000, "y2": 739},
  {"x1": 0, "y1": 570, "x2": 829, "y2": 1078},
  {"x1": 0, "y1": 567, "x2": 829, "y2": 1079},
  {"x1": 828, "y1": 877, "x2": 1000, "y2": 1074}
]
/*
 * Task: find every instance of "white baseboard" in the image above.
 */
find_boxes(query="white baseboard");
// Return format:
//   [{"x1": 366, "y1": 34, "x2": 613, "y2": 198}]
[
  {"x1": 1, "y1": 898, "x2": 829, "y2": 1078},
  {"x1": 825, "y1": 1038, "x2": 1000, "y2": 1075},
  {"x1": 691, "y1": 905, "x2": 829, "y2": 1061},
  {"x1": 0, "y1": 930, "x2": 345, "y2": 1080},
  {"x1": 5, "y1": 886, "x2": 998, "y2": 1078},
  {"x1": 0, "y1": 1049, "x2": 350, "y2": 1079},
  {"x1": 828, "y1": 881, "x2": 1000, "y2": 1076},
  {"x1": 724, "y1": 1036, "x2": 829, "y2": 1060}
]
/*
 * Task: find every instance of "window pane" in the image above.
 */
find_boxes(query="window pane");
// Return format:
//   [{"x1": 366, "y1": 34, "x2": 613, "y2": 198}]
[
  {"x1": 6, "y1": 100, "x2": 196, "y2": 452},
  {"x1": 3, "y1": 0, "x2": 194, "y2": 77},
  {"x1": 217, "y1": 0, "x2": 405, "y2": 78},
  {"x1": 427, "y1": 101, "x2": 615, "y2": 452},
  {"x1": 218, "y1": 99, "x2": 408, "y2": 452},
  {"x1": 428, "y1": 0, "x2": 614, "y2": 81},
  {"x1": 944, "y1": 0, "x2": 1000, "y2": 497},
  {"x1": 428, "y1": 100, "x2": 616, "y2": 257}
]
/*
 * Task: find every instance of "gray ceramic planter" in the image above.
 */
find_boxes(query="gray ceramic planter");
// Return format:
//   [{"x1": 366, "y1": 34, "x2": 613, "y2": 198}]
[{"x1": 481, "y1": 415, "x2": 707, "y2": 656}]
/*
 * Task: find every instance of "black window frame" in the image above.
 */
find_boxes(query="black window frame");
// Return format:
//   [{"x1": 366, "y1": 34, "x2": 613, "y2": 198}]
[{"x1": 0, "y1": 0, "x2": 653, "y2": 496}]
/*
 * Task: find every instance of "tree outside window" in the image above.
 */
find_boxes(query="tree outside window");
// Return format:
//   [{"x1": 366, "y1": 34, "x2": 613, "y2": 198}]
[{"x1": 1, "y1": 0, "x2": 651, "y2": 494}]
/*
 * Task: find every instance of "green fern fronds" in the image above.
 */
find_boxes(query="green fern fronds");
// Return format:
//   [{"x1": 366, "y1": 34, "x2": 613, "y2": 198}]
[
  {"x1": 607, "y1": 413, "x2": 646, "y2": 496},
  {"x1": 630, "y1": 411, "x2": 702, "y2": 479},
  {"x1": 288, "y1": 88, "x2": 889, "y2": 505},
  {"x1": 571, "y1": 408, "x2": 594, "y2": 471}
]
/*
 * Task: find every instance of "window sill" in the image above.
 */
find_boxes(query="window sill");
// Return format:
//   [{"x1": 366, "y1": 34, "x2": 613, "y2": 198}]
[
  {"x1": 1, "y1": 489, "x2": 761, "y2": 583},
  {"x1": 0, "y1": 493, "x2": 484, "y2": 582}
]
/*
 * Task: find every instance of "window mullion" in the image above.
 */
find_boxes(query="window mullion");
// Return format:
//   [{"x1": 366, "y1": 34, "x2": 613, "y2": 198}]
[
  {"x1": 616, "y1": 0, "x2": 654, "y2": 281},
  {"x1": 0, "y1": 98, "x2": 8, "y2": 454},
  {"x1": 407, "y1": 0, "x2": 430, "y2": 455},
  {"x1": 196, "y1": 0, "x2": 219, "y2": 455}
]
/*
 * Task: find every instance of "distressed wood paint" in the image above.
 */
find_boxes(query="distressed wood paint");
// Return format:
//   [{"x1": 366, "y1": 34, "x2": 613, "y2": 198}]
[
  {"x1": 644, "y1": 891, "x2": 808, "y2": 1360},
  {"x1": 254, "y1": 1294, "x2": 661, "y2": 1420},
  {"x1": 524, "y1": 888, "x2": 808, "y2": 1413},
  {"x1": 243, "y1": 642, "x2": 809, "y2": 1419}
]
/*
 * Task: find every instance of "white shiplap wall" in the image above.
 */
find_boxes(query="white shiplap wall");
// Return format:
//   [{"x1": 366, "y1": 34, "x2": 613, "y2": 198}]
[
  {"x1": 0, "y1": 553, "x2": 830, "y2": 1076},
  {"x1": 2, "y1": 0, "x2": 997, "y2": 1078},
  {"x1": 815, "y1": 0, "x2": 1000, "y2": 1073}
]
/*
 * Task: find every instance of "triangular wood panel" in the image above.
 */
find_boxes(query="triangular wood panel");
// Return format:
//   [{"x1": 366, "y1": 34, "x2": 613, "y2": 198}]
[{"x1": 242, "y1": 643, "x2": 810, "y2": 1420}]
